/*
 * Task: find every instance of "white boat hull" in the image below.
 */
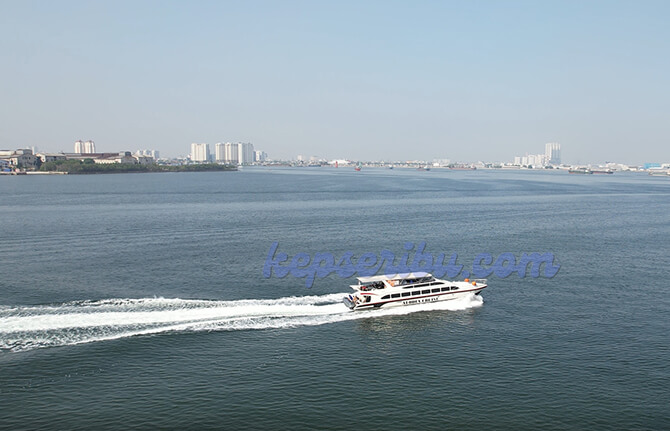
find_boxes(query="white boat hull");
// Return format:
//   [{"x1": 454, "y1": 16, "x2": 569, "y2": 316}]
[{"x1": 343, "y1": 275, "x2": 486, "y2": 311}]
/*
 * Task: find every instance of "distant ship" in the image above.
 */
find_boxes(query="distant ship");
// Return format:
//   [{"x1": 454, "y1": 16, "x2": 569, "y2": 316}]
[
  {"x1": 591, "y1": 169, "x2": 613, "y2": 174},
  {"x1": 568, "y1": 168, "x2": 593, "y2": 174},
  {"x1": 417, "y1": 165, "x2": 430, "y2": 171},
  {"x1": 354, "y1": 162, "x2": 362, "y2": 171}
]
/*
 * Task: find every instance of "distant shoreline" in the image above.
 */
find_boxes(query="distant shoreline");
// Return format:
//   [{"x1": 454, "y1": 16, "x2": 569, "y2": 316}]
[{"x1": 31, "y1": 162, "x2": 238, "y2": 175}]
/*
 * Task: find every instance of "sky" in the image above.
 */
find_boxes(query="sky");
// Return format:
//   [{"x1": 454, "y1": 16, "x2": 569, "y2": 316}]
[{"x1": 1, "y1": 0, "x2": 669, "y2": 164}]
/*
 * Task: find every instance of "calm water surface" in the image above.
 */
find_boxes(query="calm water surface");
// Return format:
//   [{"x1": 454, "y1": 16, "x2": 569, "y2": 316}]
[{"x1": 1, "y1": 168, "x2": 668, "y2": 430}]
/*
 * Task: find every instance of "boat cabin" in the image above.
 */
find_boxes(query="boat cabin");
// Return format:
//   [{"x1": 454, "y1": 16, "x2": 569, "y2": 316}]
[{"x1": 353, "y1": 272, "x2": 437, "y2": 291}]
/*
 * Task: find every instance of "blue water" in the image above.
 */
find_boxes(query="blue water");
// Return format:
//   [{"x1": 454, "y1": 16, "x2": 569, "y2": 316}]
[{"x1": 1, "y1": 168, "x2": 668, "y2": 429}]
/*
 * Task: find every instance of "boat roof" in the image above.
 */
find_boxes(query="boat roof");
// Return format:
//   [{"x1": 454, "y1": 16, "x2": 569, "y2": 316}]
[{"x1": 356, "y1": 272, "x2": 432, "y2": 283}]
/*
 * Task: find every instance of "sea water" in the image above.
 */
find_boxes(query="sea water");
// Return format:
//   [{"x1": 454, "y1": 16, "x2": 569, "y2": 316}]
[{"x1": 0, "y1": 168, "x2": 668, "y2": 429}]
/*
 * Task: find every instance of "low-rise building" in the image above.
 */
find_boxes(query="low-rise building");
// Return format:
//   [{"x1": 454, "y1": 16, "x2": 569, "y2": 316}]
[
  {"x1": 37, "y1": 153, "x2": 67, "y2": 163},
  {"x1": 133, "y1": 155, "x2": 154, "y2": 165},
  {"x1": 93, "y1": 152, "x2": 138, "y2": 164},
  {"x1": 0, "y1": 149, "x2": 39, "y2": 170}
]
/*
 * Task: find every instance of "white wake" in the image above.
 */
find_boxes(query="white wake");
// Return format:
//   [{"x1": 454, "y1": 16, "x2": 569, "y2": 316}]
[{"x1": 0, "y1": 293, "x2": 482, "y2": 352}]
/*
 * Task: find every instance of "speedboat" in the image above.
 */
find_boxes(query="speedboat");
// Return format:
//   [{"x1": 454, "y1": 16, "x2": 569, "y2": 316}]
[{"x1": 342, "y1": 272, "x2": 486, "y2": 311}]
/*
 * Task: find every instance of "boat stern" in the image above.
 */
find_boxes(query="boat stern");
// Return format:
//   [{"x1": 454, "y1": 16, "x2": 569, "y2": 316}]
[{"x1": 343, "y1": 295, "x2": 356, "y2": 310}]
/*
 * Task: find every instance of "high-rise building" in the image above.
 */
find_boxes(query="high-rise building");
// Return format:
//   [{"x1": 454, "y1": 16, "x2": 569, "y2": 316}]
[
  {"x1": 237, "y1": 142, "x2": 254, "y2": 165},
  {"x1": 224, "y1": 142, "x2": 238, "y2": 164},
  {"x1": 215, "y1": 143, "x2": 225, "y2": 162},
  {"x1": 530, "y1": 154, "x2": 547, "y2": 166},
  {"x1": 190, "y1": 143, "x2": 210, "y2": 162},
  {"x1": 254, "y1": 150, "x2": 267, "y2": 162},
  {"x1": 83, "y1": 140, "x2": 96, "y2": 153},
  {"x1": 135, "y1": 149, "x2": 160, "y2": 160},
  {"x1": 210, "y1": 141, "x2": 256, "y2": 164},
  {"x1": 74, "y1": 140, "x2": 96, "y2": 154},
  {"x1": 545, "y1": 143, "x2": 561, "y2": 165}
]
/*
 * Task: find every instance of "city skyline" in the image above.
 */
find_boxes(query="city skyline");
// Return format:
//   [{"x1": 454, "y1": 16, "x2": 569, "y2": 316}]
[
  {"x1": 1, "y1": 1, "x2": 669, "y2": 165},
  {"x1": 3, "y1": 139, "x2": 666, "y2": 168}
]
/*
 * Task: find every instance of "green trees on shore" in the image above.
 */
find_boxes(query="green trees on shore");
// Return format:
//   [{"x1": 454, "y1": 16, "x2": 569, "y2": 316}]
[{"x1": 39, "y1": 160, "x2": 237, "y2": 174}]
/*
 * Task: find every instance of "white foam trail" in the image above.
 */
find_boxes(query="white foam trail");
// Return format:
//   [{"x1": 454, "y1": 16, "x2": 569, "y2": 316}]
[{"x1": 0, "y1": 293, "x2": 482, "y2": 352}]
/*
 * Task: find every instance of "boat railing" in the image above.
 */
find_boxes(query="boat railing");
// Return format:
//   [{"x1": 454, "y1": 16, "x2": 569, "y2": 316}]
[{"x1": 473, "y1": 279, "x2": 488, "y2": 285}]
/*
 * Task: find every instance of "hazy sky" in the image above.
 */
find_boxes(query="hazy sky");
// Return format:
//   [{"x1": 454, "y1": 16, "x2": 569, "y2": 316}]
[{"x1": 1, "y1": 0, "x2": 669, "y2": 164}]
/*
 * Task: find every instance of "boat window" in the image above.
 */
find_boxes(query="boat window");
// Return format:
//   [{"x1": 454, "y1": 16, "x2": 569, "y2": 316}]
[
  {"x1": 402, "y1": 292, "x2": 411, "y2": 297},
  {"x1": 391, "y1": 293, "x2": 400, "y2": 298},
  {"x1": 431, "y1": 288, "x2": 440, "y2": 293},
  {"x1": 451, "y1": 286, "x2": 459, "y2": 291},
  {"x1": 441, "y1": 287, "x2": 450, "y2": 292},
  {"x1": 404, "y1": 282, "x2": 432, "y2": 289},
  {"x1": 421, "y1": 290, "x2": 430, "y2": 294},
  {"x1": 382, "y1": 295, "x2": 390, "y2": 300},
  {"x1": 412, "y1": 291, "x2": 419, "y2": 296}
]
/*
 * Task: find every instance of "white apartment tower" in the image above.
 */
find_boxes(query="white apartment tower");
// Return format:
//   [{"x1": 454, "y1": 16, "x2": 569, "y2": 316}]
[
  {"x1": 136, "y1": 149, "x2": 160, "y2": 160},
  {"x1": 74, "y1": 140, "x2": 96, "y2": 154},
  {"x1": 213, "y1": 142, "x2": 256, "y2": 164},
  {"x1": 254, "y1": 150, "x2": 267, "y2": 162},
  {"x1": 215, "y1": 143, "x2": 225, "y2": 163},
  {"x1": 83, "y1": 140, "x2": 96, "y2": 153},
  {"x1": 190, "y1": 143, "x2": 210, "y2": 162},
  {"x1": 545, "y1": 143, "x2": 561, "y2": 165},
  {"x1": 205, "y1": 141, "x2": 258, "y2": 164},
  {"x1": 224, "y1": 142, "x2": 238, "y2": 164},
  {"x1": 238, "y1": 142, "x2": 254, "y2": 165}
]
